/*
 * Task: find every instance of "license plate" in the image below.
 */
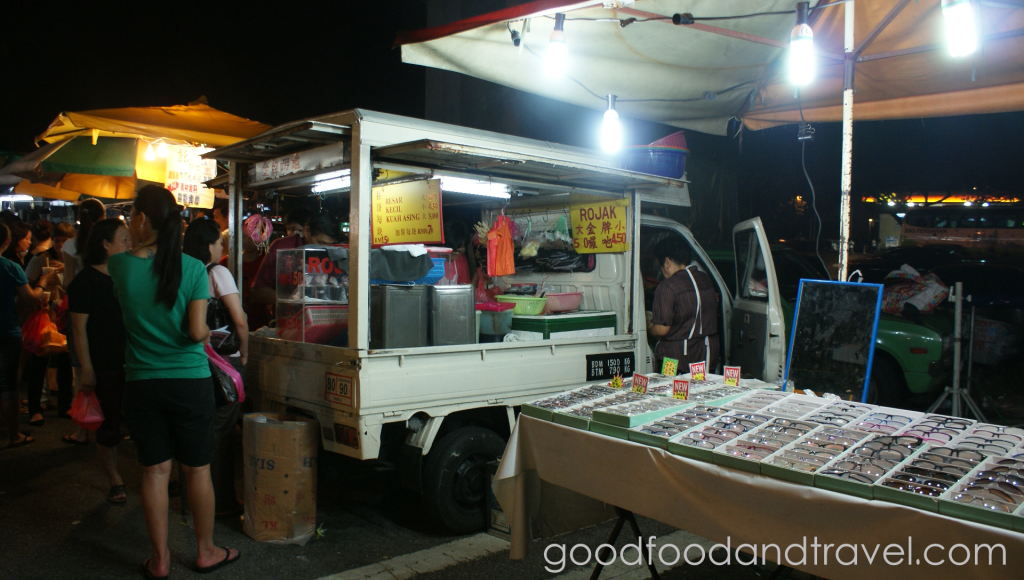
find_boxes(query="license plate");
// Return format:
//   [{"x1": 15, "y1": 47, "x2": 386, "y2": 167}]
[{"x1": 325, "y1": 373, "x2": 354, "y2": 407}]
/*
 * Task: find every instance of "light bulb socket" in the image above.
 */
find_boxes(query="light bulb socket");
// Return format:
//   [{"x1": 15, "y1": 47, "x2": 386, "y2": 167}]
[
  {"x1": 672, "y1": 13, "x2": 695, "y2": 25},
  {"x1": 796, "y1": 2, "x2": 809, "y2": 26},
  {"x1": 606, "y1": 94, "x2": 617, "y2": 110},
  {"x1": 553, "y1": 13, "x2": 566, "y2": 32}
]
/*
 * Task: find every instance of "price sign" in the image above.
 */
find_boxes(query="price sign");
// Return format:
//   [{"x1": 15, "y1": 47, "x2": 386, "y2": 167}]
[
  {"x1": 609, "y1": 375, "x2": 625, "y2": 389},
  {"x1": 661, "y1": 357, "x2": 679, "y2": 377},
  {"x1": 672, "y1": 379, "x2": 690, "y2": 400},
  {"x1": 586, "y1": 353, "x2": 635, "y2": 381},
  {"x1": 724, "y1": 366, "x2": 741, "y2": 387},
  {"x1": 631, "y1": 373, "x2": 650, "y2": 394},
  {"x1": 689, "y1": 361, "x2": 706, "y2": 381},
  {"x1": 571, "y1": 199, "x2": 629, "y2": 254},
  {"x1": 371, "y1": 179, "x2": 443, "y2": 245}
]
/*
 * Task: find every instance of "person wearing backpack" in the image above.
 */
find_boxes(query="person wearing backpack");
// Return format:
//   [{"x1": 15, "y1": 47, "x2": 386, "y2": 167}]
[{"x1": 182, "y1": 218, "x2": 246, "y2": 516}]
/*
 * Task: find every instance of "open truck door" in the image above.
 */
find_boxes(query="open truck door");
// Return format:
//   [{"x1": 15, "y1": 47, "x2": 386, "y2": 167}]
[{"x1": 731, "y1": 218, "x2": 786, "y2": 382}]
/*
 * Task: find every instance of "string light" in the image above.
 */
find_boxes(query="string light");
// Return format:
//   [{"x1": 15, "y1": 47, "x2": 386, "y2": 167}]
[
  {"x1": 600, "y1": 94, "x2": 622, "y2": 153},
  {"x1": 942, "y1": 0, "x2": 977, "y2": 57},
  {"x1": 156, "y1": 142, "x2": 168, "y2": 157},
  {"x1": 544, "y1": 13, "x2": 567, "y2": 78},
  {"x1": 144, "y1": 142, "x2": 156, "y2": 161},
  {"x1": 789, "y1": 2, "x2": 815, "y2": 86}
]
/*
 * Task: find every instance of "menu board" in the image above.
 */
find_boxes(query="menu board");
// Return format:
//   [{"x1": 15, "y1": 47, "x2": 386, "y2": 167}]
[
  {"x1": 165, "y1": 146, "x2": 217, "y2": 209},
  {"x1": 372, "y1": 179, "x2": 443, "y2": 245},
  {"x1": 571, "y1": 199, "x2": 629, "y2": 253}
]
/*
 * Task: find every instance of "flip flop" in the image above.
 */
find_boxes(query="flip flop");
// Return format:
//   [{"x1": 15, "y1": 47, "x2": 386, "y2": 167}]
[
  {"x1": 108, "y1": 484, "x2": 128, "y2": 504},
  {"x1": 62, "y1": 435, "x2": 89, "y2": 445},
  {"x1": 142, "y1": 558, "x2": 168, "y2": 580},
  {"x1": 195, "y1": 547, "x2": 240, "y2": 574},
  {"x1": 5, "y1": 433, "x2": 34, "y2": 449}
]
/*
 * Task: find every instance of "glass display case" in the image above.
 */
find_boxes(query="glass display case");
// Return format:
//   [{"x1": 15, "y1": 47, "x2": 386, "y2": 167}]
[{"x1": 276, "y1": 248, "x2": 349, "y2": 344}]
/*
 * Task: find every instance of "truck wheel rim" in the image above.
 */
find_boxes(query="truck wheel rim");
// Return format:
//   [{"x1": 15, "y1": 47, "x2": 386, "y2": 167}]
[{"x1": 453, "y1": 452, "x2": 490, "y2": 510}]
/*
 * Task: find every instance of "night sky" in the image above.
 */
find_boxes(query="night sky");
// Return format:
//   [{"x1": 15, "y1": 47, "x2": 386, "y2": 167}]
[{"x1": 3, "y1": 1, "x2": 1021, "y2": 244}]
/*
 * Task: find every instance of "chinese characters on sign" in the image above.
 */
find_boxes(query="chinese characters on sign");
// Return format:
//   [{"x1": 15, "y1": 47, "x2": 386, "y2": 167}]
[
  {"x1": 165, "y1": 146, "x2": 217, "y2": 209},
  {"x1": 571, "y1": 199, "x2": 629, "y2": 254},
  {"x1": 371, "y1": 179, "x2": 443, "y2": 245}
]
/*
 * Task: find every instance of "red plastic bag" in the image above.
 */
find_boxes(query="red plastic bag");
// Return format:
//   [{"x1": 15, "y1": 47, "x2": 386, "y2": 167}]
[
  {"x1": 486, "y1": 216, "x2": 515, "y2": 277},
  {"x1": 69, "y1": 392, "x2": 105, "y2": 431},
  {"x1": 21, "y1": 308, "x2": 56, "y2": 355},
  {"x1": 55, "y1": 295, "x2": 69, "y2": 333}
]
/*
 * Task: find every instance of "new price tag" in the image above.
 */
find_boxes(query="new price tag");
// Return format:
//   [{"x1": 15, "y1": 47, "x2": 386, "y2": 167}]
[
  {"x1": 689, "y1": 362, "x2": 706, "y2": 381},
  {"x1": 724, "y1": 366, "x2": 741, "y2": 387},
  {"x1": 672, "y1": 379, "x2": 690, "y2": 400},
  {"x1": 661, "y1": 357, "x2": 678, "y2": 376},
  {"x1": 631, "y1": 373, "x2": 650, "y2": 394}
]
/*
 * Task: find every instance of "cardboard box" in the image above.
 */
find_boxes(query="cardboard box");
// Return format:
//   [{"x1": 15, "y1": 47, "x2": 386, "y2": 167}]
[{"x1": 242, "y1": 413, "x2": 319, "y2": 545}]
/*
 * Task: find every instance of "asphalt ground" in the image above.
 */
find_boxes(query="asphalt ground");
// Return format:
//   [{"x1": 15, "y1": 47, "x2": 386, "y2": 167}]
[{"x1": 0, "y1": 412, "x2": 784, "y2": 580}]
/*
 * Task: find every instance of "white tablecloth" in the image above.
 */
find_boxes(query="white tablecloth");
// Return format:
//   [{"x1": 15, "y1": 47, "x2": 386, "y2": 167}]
[{"x1": 492, "y1": 415, "x2": 1024, "y2": 579}]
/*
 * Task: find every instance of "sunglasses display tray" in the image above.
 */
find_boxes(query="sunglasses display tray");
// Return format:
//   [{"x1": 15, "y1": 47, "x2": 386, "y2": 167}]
[
  {"x1": 521, "y1": 385, "x2": 618, "y2": 422},
  {"x1": 937, "y1": 455, "x2": 1024, "y2": 531},
  {"x1": 627, "y1": 405, "x2": 730, "y2": 449},
  {"x1": 550, "y1": 391, "x2": 652, "y2": 430}
]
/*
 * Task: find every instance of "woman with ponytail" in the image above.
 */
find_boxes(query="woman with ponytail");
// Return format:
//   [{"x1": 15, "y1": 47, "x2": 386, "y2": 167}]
[{"x1": 108, "y1": 185, "x2": 240, "y2": 577}]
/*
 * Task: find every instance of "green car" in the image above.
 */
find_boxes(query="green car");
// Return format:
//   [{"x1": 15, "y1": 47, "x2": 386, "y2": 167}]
[{"x1": 705, "y1": 244, "x2": 953, "y2": 405}]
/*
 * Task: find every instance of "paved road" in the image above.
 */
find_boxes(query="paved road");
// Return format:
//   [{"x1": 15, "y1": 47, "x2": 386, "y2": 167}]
[{"x1": 0, "y1": 416, "x2": 778, "y2": 580}]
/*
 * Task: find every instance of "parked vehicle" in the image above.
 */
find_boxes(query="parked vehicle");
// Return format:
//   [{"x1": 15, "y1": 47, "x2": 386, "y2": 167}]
[{"x1": 901, "y1": 205, "x2": 1024, "y2": 247}]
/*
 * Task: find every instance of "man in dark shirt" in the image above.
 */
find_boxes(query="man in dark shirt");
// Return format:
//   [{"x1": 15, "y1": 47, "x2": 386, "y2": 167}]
[{"x1": 647, "y1": 238, "x2": 720, "y2": 371}]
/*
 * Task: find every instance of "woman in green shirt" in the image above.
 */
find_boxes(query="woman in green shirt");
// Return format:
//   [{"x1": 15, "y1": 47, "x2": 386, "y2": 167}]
[{"x1": 109, "y1": 186, "x2": 240, "y2": 578}]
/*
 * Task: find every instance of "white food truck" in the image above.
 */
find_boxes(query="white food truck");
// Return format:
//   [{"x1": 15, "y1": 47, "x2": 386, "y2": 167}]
[{"x1": 210, "y1": 110, "x2": 785, "y2": 533}]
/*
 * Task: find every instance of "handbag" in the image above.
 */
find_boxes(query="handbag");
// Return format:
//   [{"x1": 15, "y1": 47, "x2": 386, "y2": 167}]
[
  {"x1": 206, "y1": 264, "x2": 240, "y2": 355},
  {"x1": 206, "y1": 344, "x2": 243, "y2": 407}
]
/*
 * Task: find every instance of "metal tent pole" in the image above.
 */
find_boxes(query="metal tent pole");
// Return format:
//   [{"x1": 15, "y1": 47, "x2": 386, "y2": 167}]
[{"x1": 838, "y1": 0, "x2": 855, "y2": 282}]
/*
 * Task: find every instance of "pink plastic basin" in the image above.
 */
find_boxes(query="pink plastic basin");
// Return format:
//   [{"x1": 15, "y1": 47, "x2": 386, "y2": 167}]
[{"x1": 543, "y1": 292, "x2": 583, "y2": 313}]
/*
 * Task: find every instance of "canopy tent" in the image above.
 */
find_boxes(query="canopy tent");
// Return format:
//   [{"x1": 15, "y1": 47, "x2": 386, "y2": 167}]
[
  {"x1": 2, "y1": 100, "x2": 270, "y2": 205},
  {"x1": 36, "y1": 98, "x2": 271, "y2": 148},
  {"x1": 396, "y1": 0, "x2": 1024, "y2": 279}
]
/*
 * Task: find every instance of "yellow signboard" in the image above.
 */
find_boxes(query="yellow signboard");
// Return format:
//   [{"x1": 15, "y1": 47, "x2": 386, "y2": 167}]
[
  {"x1": 571, "y1": 198, "x2": 629, "y2": 253},
  {"x1": 372, "y1": 179, "x2": 443, "y2": 245},
  {"x1": 165, "y1": 146, "x2": 217, "y2": 209}
]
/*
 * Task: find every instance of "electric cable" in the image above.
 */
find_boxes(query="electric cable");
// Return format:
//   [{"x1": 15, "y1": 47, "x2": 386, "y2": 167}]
[{"x1": 796, "y1": 89, "x2": 830, "y2": 280}]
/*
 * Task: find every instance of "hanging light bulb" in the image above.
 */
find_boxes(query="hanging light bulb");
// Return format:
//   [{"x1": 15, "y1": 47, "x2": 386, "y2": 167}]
[
  {"x1": 789, "y1": 2, "x2": 815, "y2": 86},
  {"x1": 156, "y1": 141, "x2": 168, "y2": 157},
  {"x1": 144, "y1": 142, "x2": 156, "y2": 161},
  {"x1": 942, "y1": 0, "x2": 977, "y2": 57},
  {"x1": 544, "y1": 13, "x2": 567, "y2": 78},
  {"x1": 600, "y1": 95, "x2": 622, "y2": 153}
]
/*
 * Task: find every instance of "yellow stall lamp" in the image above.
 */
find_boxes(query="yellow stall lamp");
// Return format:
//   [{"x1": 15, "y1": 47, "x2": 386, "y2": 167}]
[
  {"x1": 789, "y1": 2, "x2": 814, "y2": 86},
  {"x1": 144, "y1": 142, "x2": 156, "y2": 161},
  {"x1": 156, "y1": 142, "x2": 168, "y2": 158},
  {"x1": 942, "y1": 0, "x2": 977, "y2": 57}
]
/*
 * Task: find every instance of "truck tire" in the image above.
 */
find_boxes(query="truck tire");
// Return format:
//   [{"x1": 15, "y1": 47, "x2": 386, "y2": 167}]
[
  {"x1": 422, "y1": 427, "x2": 506, "y2": 535},
  {"x1": 867, "y1": 355, "x2": 909, "y2": 407}
]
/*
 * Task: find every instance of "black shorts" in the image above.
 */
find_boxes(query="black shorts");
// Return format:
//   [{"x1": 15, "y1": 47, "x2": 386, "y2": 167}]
[
  {"x1": 0, "y1": 336, "x2": 20, "y2": 402},
  {"x1": 123, "y1": 376, "x2": 215, "y2": 467}
]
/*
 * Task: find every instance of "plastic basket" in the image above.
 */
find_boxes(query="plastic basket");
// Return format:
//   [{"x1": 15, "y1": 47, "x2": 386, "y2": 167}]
[
  {"x1": 543, "y1": 292, "x2": 583, "y2": 313},
  {"x1": 279, "y1": 305, "x2": 348, "y2": 344},
  {"x1": 370, "y1": 257, "x2": 446, "y2": 286}
]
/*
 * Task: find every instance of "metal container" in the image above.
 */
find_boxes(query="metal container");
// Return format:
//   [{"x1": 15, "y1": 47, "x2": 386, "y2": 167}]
[
  {"x1": 429, "y1": 285, "x2": 475, "y2": 346},
  {"x1": 370, "y1": 285, "x2": 429, "y2": 349}
]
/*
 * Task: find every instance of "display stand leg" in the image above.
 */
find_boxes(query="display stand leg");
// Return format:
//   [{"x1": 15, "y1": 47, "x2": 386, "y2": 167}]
[
  {"x1": 926, "y1": 283, "x2": 987, "y2": 421},
  {"x1": 589, "y1": 507, "x2": 660, "y2": 580}
]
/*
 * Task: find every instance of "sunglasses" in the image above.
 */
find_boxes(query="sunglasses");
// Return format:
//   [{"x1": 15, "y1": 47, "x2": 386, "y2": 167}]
[
  {"x1": 891, "y1": 473, "x2": 951, "y2": 491},
  {"x1": 919, "y1": 415, "x2": 973, "y2": 431},
  {"x1": 952, "y1": 492, "x2": 1013, "y2": 512},
  {"x1": 973, "y1": 471, "x2": 1024, "y2": 487},
  {"x1": 769, "y1": 456, "x2": 819, "y2": 472},
  {"x1": 927, "y1": 447, "x2": 986, "y2": 462},
  {"x1": 833, "y1": 457, "x2": 896, "y2": 478},
  {"x1": 819, "y1": 469, "x2": 874, "y2": 483},
  {"x1": 963, "y1": 484, "x2": 1022, "y2": 506},
  {"x1": 970, "y1": 428, "x2": 1023, "y2": 443},
  {"x1": 957, "y1": 439, "x2": 1014, "y2": 454},
  {"x1": 807, "y1": 434, "x2": 858, "y2": 448},
  {"x1": 902, "y1": 426, "x2": 958, "y2": 443},
  {"x1": 901, "y1": 466, "x2": 960, "y2": 483},
  {"x1": 780, "y1": 451, "x2": 827, "y2": 467},
  {"x1": 854, "y1": 435, "x2": 923, "y2": 460},
  {"x1": 881, "y1": 479, "x2": 943, "y2": 497},
  {"x1": 909, "y1": 460, "x2": 969, "y2": 478}
]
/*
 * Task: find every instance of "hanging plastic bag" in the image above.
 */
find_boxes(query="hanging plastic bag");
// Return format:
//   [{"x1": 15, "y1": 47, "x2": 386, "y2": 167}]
[
  {"x1": 205, "y1": 344, "x2": 245, "y2": 405},
  {"x1": 21, "y1": 308, "x2": 56, "y2": 355},
  {"x1": 69, "y1": 391, "x2": 105, "y2": 431},
  {"x1": 486, "y1": 216, "x2": 515, "y2": 277}
]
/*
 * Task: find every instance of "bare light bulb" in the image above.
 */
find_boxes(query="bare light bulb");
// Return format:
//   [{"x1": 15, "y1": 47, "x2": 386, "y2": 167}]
[
  {"x1": 600, "y1": 95, "x2": 622, "y2": 153},
  {"x1": 144, "y1": 142, "x2": 156, "y2": 161},
  {"x1": 942, "y1": 0, "x2": 977, "y2": 57},
  {"x1": 156, "y1": 142, "x2": 168, "y2": 157},
  {"x1": 788, "y1": 2, "x2": 814, "y2": 86},
  {"x1": 544, "y1": 13, "x2": 567, "y2": 78}
]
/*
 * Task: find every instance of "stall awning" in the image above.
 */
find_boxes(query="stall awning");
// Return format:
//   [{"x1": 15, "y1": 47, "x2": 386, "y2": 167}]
[
  {"x1": 396, "y1": 0, "x2": 1024, "y2": 135},
  {"x1": 36, "y1": 100, "x2": 272, "y2": 147},
  {"x1": 373, "y1": 139, "x2": 686, "y2": 195}
]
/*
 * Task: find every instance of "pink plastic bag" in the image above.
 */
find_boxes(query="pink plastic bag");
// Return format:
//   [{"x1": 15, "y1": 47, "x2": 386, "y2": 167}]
[
  {"x1": 69, "y1": 392, "x2": 105, "y2": 431},
  {"x1": 204, "y1": 344, "x2": 245, "y2": 404}
]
